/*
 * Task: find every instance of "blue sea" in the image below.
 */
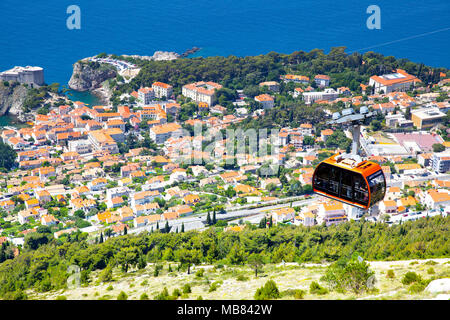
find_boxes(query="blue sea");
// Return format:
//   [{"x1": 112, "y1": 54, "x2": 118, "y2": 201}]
[{"x1": 0, "y1": 0, "x2": 449, "y2": 103}]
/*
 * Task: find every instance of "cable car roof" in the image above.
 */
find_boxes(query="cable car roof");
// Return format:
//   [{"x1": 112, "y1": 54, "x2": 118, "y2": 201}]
[{"x1": 320, "y1": 154, "x2": 382, "y2": 177}]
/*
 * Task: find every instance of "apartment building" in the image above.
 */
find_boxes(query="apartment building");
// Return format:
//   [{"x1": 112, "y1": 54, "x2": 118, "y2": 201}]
[
  {"x1": 431, "y1": 152, "x2": 450, "y2": 173},
  {"x1": 182, "y1": 81, "x2": 223, "y2": 106},
  {"x1": 150, "y1": 123, "x2": 183, "y2": 144},
  {"x1": 302, "y1": 88, "x2": 338, "y2": 104},
  {"x1": 138, "y1": 87, "x2": 155, "y2": 104},
  {"x1": 152, "y1": 82, "x2": 173, "y2": 99}
]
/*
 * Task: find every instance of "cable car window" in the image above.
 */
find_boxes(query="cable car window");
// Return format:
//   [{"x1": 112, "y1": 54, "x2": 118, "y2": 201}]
[
  {"x1": 367, "y1": 170, "x2": 386, "y2": 205},
  {"x1": 353, "y1": 173, "x2": 369, "y2": 206},
  {"x1": 340, "y1": 169, "x2": 353, "y2": 201},
  {"x1": 328, "y1": 166, "x2": 340, "y2": 195},
  {"x1": 314, "y1": 163, "x2": 340, "y2": 196}
]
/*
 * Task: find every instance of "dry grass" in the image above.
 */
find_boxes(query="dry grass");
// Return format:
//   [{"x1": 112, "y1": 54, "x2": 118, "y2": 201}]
[{"x1": 28, "y1": 258, "x2": 450, "y2": 300}]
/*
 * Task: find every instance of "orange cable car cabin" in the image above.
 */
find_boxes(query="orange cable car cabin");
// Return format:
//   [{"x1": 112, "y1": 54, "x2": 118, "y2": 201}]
[{"x1": 312, "y1": 154, "x2": 386, "y2": 210}]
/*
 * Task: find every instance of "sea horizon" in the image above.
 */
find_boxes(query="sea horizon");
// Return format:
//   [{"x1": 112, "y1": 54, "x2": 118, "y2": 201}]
[{"x1": 0, "y1": 0, "x2": 449, "y2": 86}]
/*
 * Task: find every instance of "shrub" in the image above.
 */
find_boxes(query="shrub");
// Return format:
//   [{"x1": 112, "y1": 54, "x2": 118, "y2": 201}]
[
  {"x1": 209, "y1": 281, "x2": 222, "y2": 292},
  {"x1": 424, "y1": 260, "x2": 438, "y2": 265},
  {"x1": 195, "y1": 269, "x2": 204, "y2": 278},
  {"x1": 321, "y1": 259, "x2": 375, "y2": 294},
  {"x1": 254, "y1": 280, "x2": 280, "y2": 300},
  {"x1": 408, "y1": 282, "x2": 427, "y2": 294},
  {"x1": 409, "y1": 261, "x2": 419, "y2": 265},
  {"x1": 386, "y1": 269, "x2": 395, "y2": 279},
  {"x1": 140, "y1": 293, "x2": 149, "y2": 300},
  {"x1": 154, "y1": 287, "x2": 170, "y2": 300},
  {"x1": 56, "y1": 295, "x2": 67, "y2": 300},
  {"x1": 182, "y1": 283, "x2": 192, "y2": 294},
  {"x1": 309, "y1": 281, "x2": 328, "y2": 295},
  {"x1": 117, "y1": 291, "x2": 128, "y2": 300},
  {"x1": 236, "y1": 274, "x2": 249, "y2": 281},
  {"x1": 197, "y1": 295, "x2": 203, "y2": 300},
  {"x1": 401, "y1": 272, "x2": 422, "y2": 285},
  {"x1": 172, "y1": 289, "x2": 182, "y2": 298},
  {"x1": 281, "y1": 289, "x2": 305, "y2": 299},
  {"x1": 294, "y1": 289, "x2": 306, "y2": 300},
  {"x1": 427, "y1": 268, "x2": 435, "y2": 275},
  {"x1": 141, "y1": 280, "x2": 148, "y2": 286},
  {"x1": 106, "y1": 285, "x2": 113, "y2": 291}
]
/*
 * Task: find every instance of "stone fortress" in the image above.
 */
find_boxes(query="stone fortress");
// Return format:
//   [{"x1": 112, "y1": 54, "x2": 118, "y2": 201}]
[{"x1": 0, "y1": 66, "x2": 44, "y2": 87}]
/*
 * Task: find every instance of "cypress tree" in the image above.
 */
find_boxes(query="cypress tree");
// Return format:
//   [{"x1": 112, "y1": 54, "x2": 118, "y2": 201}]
[
  {"x1": 156, "y1": 221, "x2": 159, "y2": 231},
  {"x1": 124, "y1": 226, "x2": 127, "y2": 235},
  {"x1": 212, "y1": 210, "x2": 217, "y2": 224},
  {"x1": 99, "y1": 232, "x2": 104, "y2": 243},
  {"x1": 269, "y1": 216, "x2": 273, "y2": 228},
  {"x1": 206, "y1": 212, "x2": 211, "y2": 225},
  {"x1": 164, "y1": 221, "x2": 169, "y2": 233},
  {"x1": 181, "y1": 223, "x2": 185, "y2": 233}
]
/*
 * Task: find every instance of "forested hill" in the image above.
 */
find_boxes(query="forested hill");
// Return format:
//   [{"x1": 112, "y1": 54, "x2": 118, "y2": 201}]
[
  {"x1": 0, "y1": 215, "x2": 449, "y2": 299},
  {"x1": 111, "y1": 47, "x2": 448, "y2": 100}
]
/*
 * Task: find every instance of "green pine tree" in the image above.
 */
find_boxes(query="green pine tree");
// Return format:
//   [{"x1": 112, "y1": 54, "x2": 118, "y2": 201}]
[{"x1": 164, "y1": 221, "x2": 169, "y2": 233}]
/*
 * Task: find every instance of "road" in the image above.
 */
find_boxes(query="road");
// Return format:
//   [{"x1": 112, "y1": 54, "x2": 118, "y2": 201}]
[{"x1": 129, "y1": 195, "x2": 319, "y2": 235}]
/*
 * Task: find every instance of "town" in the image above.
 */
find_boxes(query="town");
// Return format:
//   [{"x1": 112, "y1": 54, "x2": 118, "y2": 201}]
[{"x1": 0, "y1": 54, "x2": 449, "y2": 257}]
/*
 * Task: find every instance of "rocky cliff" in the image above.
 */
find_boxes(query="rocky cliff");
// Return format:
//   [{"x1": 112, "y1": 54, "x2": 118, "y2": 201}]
[
  {"x1": 68, "y1": 60, "x2": 117, "y2": 91},
  {"x1": 0, "y1": 83, "x2": 28, "y2": 116}
]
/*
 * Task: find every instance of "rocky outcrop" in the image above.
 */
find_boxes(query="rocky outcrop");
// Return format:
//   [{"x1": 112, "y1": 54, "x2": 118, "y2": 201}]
[
  {"x1": 0, "y1": 83, "x2": 28, "y2": 116},
  {"x1": 68, "y1": 60, "x2": 117, "y2": 91},
  {"x1": 121, "y1": 51, "x2": 180, "y2": 61}
]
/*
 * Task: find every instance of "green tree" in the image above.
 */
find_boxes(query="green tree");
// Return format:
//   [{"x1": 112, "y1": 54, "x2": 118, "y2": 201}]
[
  {"x1": 432, "y1": 143, "x2": 445, "y2": 153},
  {"x1": 0, "y1": 142, "x2": 17, "y2": 170},
  {"x1": 254, "y1": 280, "x2": 280, "y2": 300},
  {"x1": 247, "y1": 253, "x2": 265, "y2": 278},
  {"x1": 175, "y1": 248, "x2": 202, "y2": 274}
]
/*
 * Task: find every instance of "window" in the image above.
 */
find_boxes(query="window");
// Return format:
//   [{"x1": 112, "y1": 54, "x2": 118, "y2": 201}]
[{"x1": 367, "y1": 170, "x2": 386, "y2": 205}]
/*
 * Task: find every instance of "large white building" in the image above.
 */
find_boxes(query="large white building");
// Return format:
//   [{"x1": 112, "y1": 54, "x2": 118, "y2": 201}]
[
  {"x1": 67, "y1": 140, "x2": 92, "y2": 154},
  {"x1": 138, "y1": 87, "x2": 155, "y2": 105},
  {"x1": 316, "y1": 201, "x2": 347, "y2": 226},
  {"x1": 302, "y1": 88, "x2": 338, "y2": 104},
  {"x1": 369, "y1": 69, "x2": 420, "y2": 94},
  {"x1": 0, "y1": 66, "x2": 44, "y2": 87},
  {"x1": 431, "y1": 152, "x2": 450, "y2": 173},
  {"x1": 182, "y1": 81, "x2": 223, "y2": 106},
  {"x1": 152, "y1": 82, "x2": 173, "y2": 99},
  {"x1": 149, "y1": 123, "x2": 183, "y2": 144}
]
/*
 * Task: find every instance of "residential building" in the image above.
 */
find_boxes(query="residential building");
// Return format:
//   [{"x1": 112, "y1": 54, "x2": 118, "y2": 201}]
[
  {"x1": 150, "y1": 123, "x2": 182, "y2": 144},
  {"x1": 316, "y1": 201, "x2": 347, "y2": 226},
  {"x1": 152, "y1": 82, "x2": 173, "y2": 98},
  {"x1": 369, "y1": 69, "x2": 420, "y2": 94},
  {"x1": 138, "y1": 87, "x2": 155, "y2": 104},
  {"x1": 431, "y1": 152, "x2": 450, "y2": 173},
  {"x1": 259, "y1": 81, "x2": 280, "y2": 92},
  {"x1": 182, "y1": 81, "x2": 223, "y2": 106},
  {"x1": 314, "y1": 74, "x2": 330, "y2": 87},
  {"x1": 302, "y1": 88, "x2": 338, "y2": 104},
  {"x1": 254, "y1": 94, "x2": 275, "y2": 109}
]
